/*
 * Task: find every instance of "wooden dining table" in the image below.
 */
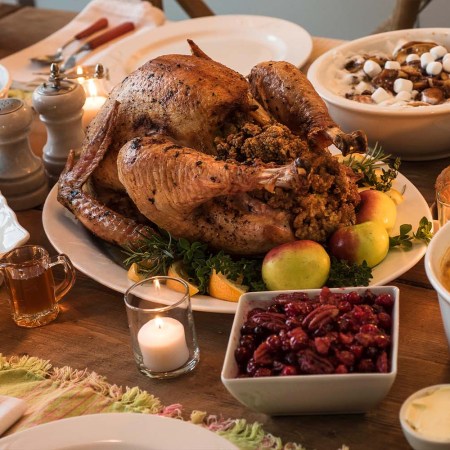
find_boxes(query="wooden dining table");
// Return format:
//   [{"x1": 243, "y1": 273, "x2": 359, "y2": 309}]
[{"x1": 1, "y1": 5, "x2": 450, "y2": 449}]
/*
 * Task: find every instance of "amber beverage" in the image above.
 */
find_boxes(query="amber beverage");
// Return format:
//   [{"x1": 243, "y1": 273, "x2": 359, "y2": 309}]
[
  {"x1": 0, "y1": 245, "x2": 76, "y2": 328},
  {"x1": 437, "y1": 183, "x2": 450, "y2": 228}
]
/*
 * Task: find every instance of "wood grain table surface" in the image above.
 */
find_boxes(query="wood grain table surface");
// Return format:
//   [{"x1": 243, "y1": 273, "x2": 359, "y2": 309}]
[{"x1": 1, "y1": 6, "x2": 450, "y2": 449}]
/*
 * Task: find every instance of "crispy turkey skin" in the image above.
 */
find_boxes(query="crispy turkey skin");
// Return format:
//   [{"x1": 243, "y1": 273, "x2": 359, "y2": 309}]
[{"x1": 58, "y1": 46, "x2": 364, "y2": 255}]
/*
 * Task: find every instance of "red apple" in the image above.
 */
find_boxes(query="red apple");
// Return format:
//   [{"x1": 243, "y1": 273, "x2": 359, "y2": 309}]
[
  {"x1": 356, "y1": 189, "x2": 397, "y2": 230},
  {"x1": 328, "y1": 221, "x2": 389, "y2": 268},
  {"x1": 262, "y1": 240, "x2": 330, "y2": 290}
]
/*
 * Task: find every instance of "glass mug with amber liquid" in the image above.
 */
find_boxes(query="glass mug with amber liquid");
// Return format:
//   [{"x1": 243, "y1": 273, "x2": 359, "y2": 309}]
[{"x1": 0, "y1": 245, "x2": 76, "y2": 327}]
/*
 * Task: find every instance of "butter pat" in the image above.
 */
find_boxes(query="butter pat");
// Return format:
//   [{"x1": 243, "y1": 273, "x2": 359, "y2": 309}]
[{"x1": 404, "y1": 386, "x2": 450, "y2": 441}]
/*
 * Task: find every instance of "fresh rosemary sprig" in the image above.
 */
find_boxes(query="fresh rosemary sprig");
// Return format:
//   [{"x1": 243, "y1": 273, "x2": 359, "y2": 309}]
[
  {"x1": 389, "y1": 217, "x2": 433, "y2": 249},
  {"x1": 343, "y1": 144, "x2": 401, "y2": 192},
  {"x1": 123, "y1": 231, "x2": 177, "y2": 276}
]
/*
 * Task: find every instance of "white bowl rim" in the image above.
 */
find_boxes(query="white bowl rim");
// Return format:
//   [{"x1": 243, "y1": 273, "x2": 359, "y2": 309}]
[
  {"x1": 222, "y1": 285, "x2": 399, "y2": 381},
  {"x1": 307, "y1": 27, "x2": 450, "y2": 117},
  {"x1": 424, "y1": 221, "x2": 450, "y2": 307},
  {"x1": 399, "y1": 383, "x2": 450, "y2": 444}
]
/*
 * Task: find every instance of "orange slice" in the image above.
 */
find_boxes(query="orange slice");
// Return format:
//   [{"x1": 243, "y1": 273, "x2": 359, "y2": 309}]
[
  {"x1": 208, "y1": 269, "x2": 248, "y2": 302},
  {"x1": 127, "y1": 262, "x2": 144, "y2": 282},
  {"x1": 167, "y1": 261, "x2": 200, "y2": 296}
]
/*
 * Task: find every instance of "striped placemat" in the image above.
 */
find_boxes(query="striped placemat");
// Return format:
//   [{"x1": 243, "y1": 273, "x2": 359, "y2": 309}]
[{"x1": 0, "y1": 354, "x2": 320, "y2": 450}]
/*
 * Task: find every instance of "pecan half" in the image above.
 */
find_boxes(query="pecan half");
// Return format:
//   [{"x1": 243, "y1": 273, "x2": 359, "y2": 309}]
[{"x1": 302, "y1": 304, "x2": 339, "y2": 332}]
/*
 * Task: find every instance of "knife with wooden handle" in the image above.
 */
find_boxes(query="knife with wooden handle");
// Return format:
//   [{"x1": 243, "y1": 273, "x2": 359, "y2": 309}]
[
  {"x1": 74, "y1": 17, "x2": 109, "y2": 40},
  {"x1": 61, "y1": 22, "x2": 135, "y2": 71}
]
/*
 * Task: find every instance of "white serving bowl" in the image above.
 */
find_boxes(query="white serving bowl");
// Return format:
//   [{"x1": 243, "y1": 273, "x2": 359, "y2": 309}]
[
  {"x1": 307, "y1": 28, "x2": 450, "y2": 161},
  {"x1": 0, "y1": 64, "x2": 11, "y2": 99},
  {"x1": 424, "y1": 221, "x2": 450, "y2": 350},
  {"x1": 221, "y1": 286, "x2": 399, "y2": 415},
  {"x1": 399, "y1": 384, "x2": 450, "y2": 450}
]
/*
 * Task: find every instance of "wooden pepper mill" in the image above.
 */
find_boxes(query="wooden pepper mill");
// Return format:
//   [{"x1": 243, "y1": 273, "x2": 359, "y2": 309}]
[{"x1": 32, "y1": 63, "x2": 86, "y2": 185}]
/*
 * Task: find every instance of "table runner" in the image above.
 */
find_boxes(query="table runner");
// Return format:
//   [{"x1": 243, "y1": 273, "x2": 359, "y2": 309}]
[{"x1": 0, "y1": 354, "x2": 319, "y2": 450}]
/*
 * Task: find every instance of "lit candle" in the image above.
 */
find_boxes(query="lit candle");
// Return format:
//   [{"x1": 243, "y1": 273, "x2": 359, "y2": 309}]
[
  {"x1": 138, "y1": 316, "x2": 190, "y2": 372},
  {"x1": 81, "y1": 78, "x2": 106, "y2": 129}
]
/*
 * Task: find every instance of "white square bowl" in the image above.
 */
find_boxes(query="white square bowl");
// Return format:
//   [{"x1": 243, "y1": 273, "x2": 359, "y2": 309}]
[{"x1": 221, "y1": 286, "x2": 399, "y2": 416}]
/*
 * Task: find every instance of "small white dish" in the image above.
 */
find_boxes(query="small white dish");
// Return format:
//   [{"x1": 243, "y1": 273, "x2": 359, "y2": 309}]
[
  {"x1": 0, "y1": 191, "x2": 30, "y2": 258},
  {"x1": 399, "y1": 384, "x2": 450, "y2": 450},
  {"x1": 221, "y1": 286, "x2": 399, "y2": 415},
  {"x1": 0, "y1": 64, "x2": 11, "y2": 99}
]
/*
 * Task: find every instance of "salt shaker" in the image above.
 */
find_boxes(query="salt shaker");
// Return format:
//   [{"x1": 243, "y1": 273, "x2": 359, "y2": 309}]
[
  {"x1": 0, "y1": 98, "x2": 48, "y2": 210},
  {"x1": 32, "y1": 63, "x2": 86, "y2": 184}
]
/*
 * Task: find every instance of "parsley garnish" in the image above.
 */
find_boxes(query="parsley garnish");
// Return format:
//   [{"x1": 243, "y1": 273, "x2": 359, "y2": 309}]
[
  {"x1": 123, "y1": 230, "x2": 265, "y2": 294},
  {"x1": 327, "y1": 257, "x2": 373, "y2": 287},
  {"x1": 389, "y1": 217, "x2": 433, "y2": 249}
]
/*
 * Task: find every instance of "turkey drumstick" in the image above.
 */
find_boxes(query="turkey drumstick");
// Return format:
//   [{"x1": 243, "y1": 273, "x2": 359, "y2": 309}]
[{"x1": 248, "y1": 61, "x2": 367, "y2": 155}]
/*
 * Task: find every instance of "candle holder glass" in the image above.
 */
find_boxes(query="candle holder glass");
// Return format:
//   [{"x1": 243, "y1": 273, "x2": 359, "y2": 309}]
[{"x1": 124, "y1": 276, "x2": 200, "y2": 379}]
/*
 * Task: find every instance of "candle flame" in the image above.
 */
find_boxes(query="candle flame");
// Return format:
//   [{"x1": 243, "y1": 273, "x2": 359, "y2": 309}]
[
  {"x1": 155, "y1": 317, "x2": 164, "y2": 329},
  {"x1": 86, "y1": 78, "x2": 99, "y2": 97},
  {"x1": 76, "y1": 66, "x2": 85, "y2": 83},
  {"x1": 154, "y1": 278, "x2": 161, "y2": 291}
]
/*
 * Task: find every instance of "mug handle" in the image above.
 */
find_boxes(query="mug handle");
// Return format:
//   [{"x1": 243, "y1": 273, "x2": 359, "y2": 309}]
[{"x1": 49, "y1": 254, "x2": 76, "y2": 302}]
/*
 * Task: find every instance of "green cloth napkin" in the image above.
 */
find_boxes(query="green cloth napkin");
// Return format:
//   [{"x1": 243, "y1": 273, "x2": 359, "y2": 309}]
[{"x1": 0, "y1": 354, "x2": 310, "y2": 450}]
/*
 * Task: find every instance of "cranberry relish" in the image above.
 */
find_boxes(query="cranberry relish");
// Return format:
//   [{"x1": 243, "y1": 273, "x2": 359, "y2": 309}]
[{"x1": 235, "y1": 287, "x2": 394, "y2": 377}]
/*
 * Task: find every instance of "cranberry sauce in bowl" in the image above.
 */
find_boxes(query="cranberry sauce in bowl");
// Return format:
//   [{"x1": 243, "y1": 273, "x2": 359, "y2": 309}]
[
  {"x1": 234, "y1": 287, "x2": 393, "y2": 378},
  {"x1": 221, "y1": 286, "x2": 399, "y2": 415}
]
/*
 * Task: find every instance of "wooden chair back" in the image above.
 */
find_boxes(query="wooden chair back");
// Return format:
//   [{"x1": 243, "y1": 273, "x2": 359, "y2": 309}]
[{"x1": 147, "y1": 0, "x2": 213, "y2": 18}]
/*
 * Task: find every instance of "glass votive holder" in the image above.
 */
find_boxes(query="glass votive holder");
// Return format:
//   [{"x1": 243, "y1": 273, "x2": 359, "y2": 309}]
[
  {"x1": 124, "y1": 276, "x2": 200, "y2": 379},
  {"x1": 437, "y1": 183, "x2": 450, "y2": 229}
]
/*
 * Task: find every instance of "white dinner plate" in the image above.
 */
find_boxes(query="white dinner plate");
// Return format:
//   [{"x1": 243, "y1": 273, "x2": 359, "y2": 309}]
[
  {"x1": 43, "y1": 171, "x2": 431, "y2": 315},
  {"x1": 89, "y1": 15, "x2": 313, "y2": 87},
  {"x1": 0, "y1": 413, "x2": 237, "y2": 450}
]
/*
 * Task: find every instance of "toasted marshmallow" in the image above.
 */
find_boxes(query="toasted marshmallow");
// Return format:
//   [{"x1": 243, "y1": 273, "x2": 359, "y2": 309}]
[
  {"x1": 406, "y1": 53, "x2": 420, "y2": 63},
  {"x1": 395, "y1": 91, "x2": 412, "y2": 102},
  {"x1": 431, "y1": 45, "x2": 447, "y2": 60},
  {"x1": 384, "y1": 60, "x2": 401, "y2": 70},
  {"x1": 426, "y1": 61, "x2": 443, "y2": 76},
  {"x1": 421, "y1": 52, "x2": 435, "y2": 69},
  {"x1": 442, "y1": 57, "x2": 450, "y2": 73},
  {"x1": 363, "y1": 60, "x2": 382, "y2": 78},
  {"x1": 355, "y1": 81, "x2": 374, "y2": 94},
  {"x1": 371, "y1": 87, "x2": 391, "y2": 104},
  {"x1": 394, "y1": 78, "x2": 413, "y2": 93}
]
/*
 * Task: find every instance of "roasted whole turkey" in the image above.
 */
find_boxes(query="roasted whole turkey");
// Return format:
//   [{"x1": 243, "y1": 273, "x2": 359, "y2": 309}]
[{"x1": 58, "y1": 42, "x2": 367, "y2": 255}]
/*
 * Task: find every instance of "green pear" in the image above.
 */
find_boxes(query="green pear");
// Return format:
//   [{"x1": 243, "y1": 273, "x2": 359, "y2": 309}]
[
  {"x1": 262, "y1": 240, "x2": 330, "y2": 290},
  {"x1": 328, "y1": 221, "x2": 389, "y2": 268}
]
